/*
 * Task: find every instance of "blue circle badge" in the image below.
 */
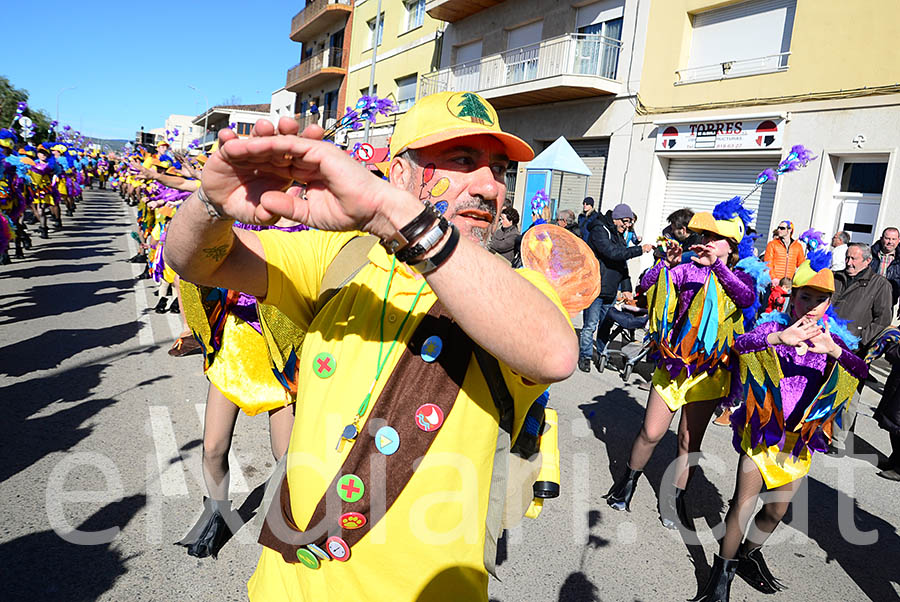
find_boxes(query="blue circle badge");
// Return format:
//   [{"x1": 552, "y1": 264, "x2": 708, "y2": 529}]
[
  {"x1": 420, "y1": 335, "x2": 443, "y2": 363},
  {"x1": 374, "y1": 426, "x2": 400, "y2": 456}
]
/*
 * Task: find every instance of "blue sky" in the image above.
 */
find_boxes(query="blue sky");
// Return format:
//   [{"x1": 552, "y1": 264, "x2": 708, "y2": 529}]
[{"x1": 4, "y1": 1, "x2": 304, "y2": 140}]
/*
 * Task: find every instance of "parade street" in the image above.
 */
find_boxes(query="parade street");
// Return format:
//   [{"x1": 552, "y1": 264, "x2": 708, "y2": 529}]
[{"x1": 0, "y1": 189, "x2": 896, "y2": 601}]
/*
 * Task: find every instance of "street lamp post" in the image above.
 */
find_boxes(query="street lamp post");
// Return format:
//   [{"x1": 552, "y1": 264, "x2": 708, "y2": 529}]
[
  {"x1": 188, "y1": 85, "x2": 210, "y2": 150},
  {"x1": 56, "y1": 86, "x2": 77, "y2": 123}
]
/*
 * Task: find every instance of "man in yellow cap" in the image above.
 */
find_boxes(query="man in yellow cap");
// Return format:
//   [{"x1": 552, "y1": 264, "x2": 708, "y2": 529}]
[{"x1": 164, "y1": 92, "x2": 576, "y2": 600}]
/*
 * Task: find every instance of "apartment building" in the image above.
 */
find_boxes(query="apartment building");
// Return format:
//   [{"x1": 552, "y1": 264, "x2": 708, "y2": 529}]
[
  {"x1": 422, "y1": 0, "x2": 650, "y2": 218},
  {"x1": 284, "y1": 0, "x2": 355, "y2": 132},
  {"x1": 345, "y1": 0, "x2": 444, "y2": 150},
  {"x1": 627, "y1": 0, "x2": 900, "y2": 249},
  {"x1": 191, "y1": 104, "x2": 271, "y2": 151}
]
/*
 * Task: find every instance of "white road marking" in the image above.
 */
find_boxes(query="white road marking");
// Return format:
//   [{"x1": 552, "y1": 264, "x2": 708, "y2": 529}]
[
  {"x1": 149, "y1": 405, "x2": 189, "y2": 497},
  {"x1": 124, "y1": 209, "x2": 155, "y2": 346},
  {"x1": 195, "y1": 403, "x2": 250, "y2": 493},
  {"x1": 166, "y1": 311, "x2": 183, "y2": 342}
]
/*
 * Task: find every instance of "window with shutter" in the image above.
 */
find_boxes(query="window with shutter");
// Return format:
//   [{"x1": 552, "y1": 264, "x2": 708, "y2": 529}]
[{"x1": 678, "y1": 0, "x2": 796, "y2": 84}]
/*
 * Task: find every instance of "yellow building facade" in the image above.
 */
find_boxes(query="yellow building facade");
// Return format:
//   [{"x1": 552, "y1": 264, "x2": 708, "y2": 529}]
[
  {"x1": 621, "y1": 0, "x2": 900, "y2": 256},
  {"x1": 344, "y1": 0, "x2": 443, "y2": 149}
]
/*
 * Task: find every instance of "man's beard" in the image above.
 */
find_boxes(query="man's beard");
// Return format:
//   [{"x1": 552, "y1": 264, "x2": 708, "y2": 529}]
[{"x1": 452, "y1": 196, "x2": 497, "y2": 249}]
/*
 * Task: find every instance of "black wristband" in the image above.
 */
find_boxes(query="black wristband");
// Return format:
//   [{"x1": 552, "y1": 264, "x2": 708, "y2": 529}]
[
  {"x1": 396, "y1": 217, "x2": 449, "y2": 263},
  {"x1": 409, "y1": 224, "x2": 460, "y2": 275},
  {"x1": 379, "y1": 202, "x2": 440, "y2": 255}
]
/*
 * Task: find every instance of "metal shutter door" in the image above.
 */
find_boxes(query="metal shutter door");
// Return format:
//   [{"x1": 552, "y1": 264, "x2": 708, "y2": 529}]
[
  {"x1": 662, "y1": 158, "x2": 776, "y2": 253},
  {"x1": 569, "y1": 139, "x2": 609, "y2": 209}
]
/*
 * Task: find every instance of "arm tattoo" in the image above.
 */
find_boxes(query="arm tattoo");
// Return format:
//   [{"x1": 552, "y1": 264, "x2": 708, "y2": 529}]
[{"x1": 201, "y1": 244, "x2": 229, "y2": 262}]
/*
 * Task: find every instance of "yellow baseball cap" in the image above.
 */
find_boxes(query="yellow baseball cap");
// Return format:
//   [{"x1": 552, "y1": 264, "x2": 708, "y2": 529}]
[
  {"x1": 688, "y1": 212, "x2": 745, "y2": 244},
  {"x1": 384, "y1": 91, "x2": 533, "y2": 173}
]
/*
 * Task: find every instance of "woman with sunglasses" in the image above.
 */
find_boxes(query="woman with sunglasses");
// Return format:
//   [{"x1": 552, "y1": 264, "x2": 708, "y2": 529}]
[{"x1": 605, "y1": 196, "x2": 766, "y2": 532}]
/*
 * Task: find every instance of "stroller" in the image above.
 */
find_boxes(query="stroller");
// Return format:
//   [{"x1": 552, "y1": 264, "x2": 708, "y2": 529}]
[{"x1": 592, "y1": 293, "x2": 651, "y2": 382}]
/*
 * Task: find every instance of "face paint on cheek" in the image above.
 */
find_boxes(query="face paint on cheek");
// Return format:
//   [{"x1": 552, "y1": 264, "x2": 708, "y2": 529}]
[{"x1": 422, "y1": 163, "x2": 435, "y2": 184}]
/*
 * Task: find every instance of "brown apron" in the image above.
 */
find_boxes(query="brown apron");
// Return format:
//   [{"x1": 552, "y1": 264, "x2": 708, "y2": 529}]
[{"x1": 258, "y1": 301, "x2": 474, "y2": 563}]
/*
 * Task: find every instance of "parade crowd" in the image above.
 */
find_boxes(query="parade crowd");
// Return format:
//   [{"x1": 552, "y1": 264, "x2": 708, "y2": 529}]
[{"x1": 3, "y1": 90, "x2": 899, "y2": 602}]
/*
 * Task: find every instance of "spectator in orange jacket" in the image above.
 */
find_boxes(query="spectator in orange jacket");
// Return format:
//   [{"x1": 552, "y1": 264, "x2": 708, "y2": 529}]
[{"x1": 764, "y1": 220, "x2": 806, "y2": 281}]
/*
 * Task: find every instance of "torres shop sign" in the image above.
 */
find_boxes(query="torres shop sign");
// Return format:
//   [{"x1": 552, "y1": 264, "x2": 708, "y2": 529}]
[{"x1": 656, "y1": 117, "x2": 784, "y2": 151}]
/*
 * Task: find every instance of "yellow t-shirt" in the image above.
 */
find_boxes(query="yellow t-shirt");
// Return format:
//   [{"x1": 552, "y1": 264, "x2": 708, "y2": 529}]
[{"x1": 248, "y1": 229, "x2": 568, "y2": 602}]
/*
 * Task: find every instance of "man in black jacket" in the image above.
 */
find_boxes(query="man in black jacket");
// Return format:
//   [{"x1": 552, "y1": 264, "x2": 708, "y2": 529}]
[
  {"x1": 578, "y1": 203, "x2": 653, "y2": 372},
  {"x1": 871, "y1": 227, "x2": 900, "y2": 317},
  {"x1": 828, "y1": 242, "x2": 893, "y2": 454}
]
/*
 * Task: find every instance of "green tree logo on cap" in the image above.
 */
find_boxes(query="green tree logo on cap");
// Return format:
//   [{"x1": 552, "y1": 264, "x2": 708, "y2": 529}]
[{"x1": 454, "y1": 93, "x2": 493, "y2": 125}]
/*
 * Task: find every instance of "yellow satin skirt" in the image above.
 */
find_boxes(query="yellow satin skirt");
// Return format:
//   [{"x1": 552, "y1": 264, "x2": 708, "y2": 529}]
[
  {"x1": 206, "y1": 313, "x2": 293, "y2": 416},
  {"x1": 652, "y1": 366, "x2": 731, "y2": 412},
  {"x1": 740, "y1": 429, "x2": 812, "y2": 489}
]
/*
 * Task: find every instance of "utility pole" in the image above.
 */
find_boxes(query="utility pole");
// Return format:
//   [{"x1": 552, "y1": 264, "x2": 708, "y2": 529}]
[{"x1": 363, "y1": 0, "x2": 383, "y2": 145}]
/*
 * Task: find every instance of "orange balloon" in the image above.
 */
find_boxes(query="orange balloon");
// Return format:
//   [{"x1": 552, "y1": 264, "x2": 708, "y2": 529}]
[{"x1": 521, "y1": 224, "x2": 601, "y2": 316}]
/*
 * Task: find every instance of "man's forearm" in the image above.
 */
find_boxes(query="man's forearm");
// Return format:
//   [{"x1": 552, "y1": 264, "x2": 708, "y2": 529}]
[{"x1": 425, "y1": 236, "x2": 577, "y2": 384}]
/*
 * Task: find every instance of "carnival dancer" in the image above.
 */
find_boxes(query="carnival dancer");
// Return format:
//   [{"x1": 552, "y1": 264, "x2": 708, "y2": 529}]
[
  {"x1": 0, "y1": 129, "x2": 30, "y2": 262},
  {"x1": 689, "y1": 249, "x2": 866, "y2": 601},
  {"x1": 176, "y1": 219, "x2": 308, "y2": 558},
  {"x1": 605, "y1": 196, "x2": 759, "y2": 529},
  {"x1": 50, "y1": 142, "x2": 78, "y2": 219},
  {"x1": 96, "y1": 154, "x2": 110, "y2": 189},
  {"x1": 29, "y1": 145, "x2": 59, "y2": 238}
]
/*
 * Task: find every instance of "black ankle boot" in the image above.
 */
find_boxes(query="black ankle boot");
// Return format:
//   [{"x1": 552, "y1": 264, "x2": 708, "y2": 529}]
[
  {"x1": 736, "y1": 545, "x2": 786, "y2": 594},
  {"x1": 176, "y1": 497, "x2": 236, "y2": 559},
  {"x1": 661, "y1": 487, "x2": 691, "y2": 530},
  {"x1": 689, "y1": 554, "x2": 738, "y2": 601},
  {"x1": 154, "y1": 298, "x2": 169, "y2": 313},
  {"x1": 604, "y1": 466, "x2": 642, "y2": 511},
  {"x1": 39, "y1": 226, "x2": 49, "y2": 239}
]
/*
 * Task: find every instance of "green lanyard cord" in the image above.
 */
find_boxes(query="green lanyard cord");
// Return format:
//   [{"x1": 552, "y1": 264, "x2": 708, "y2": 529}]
[{"x1": 354, "y1": 256, "x2": 428, "y2": 420}]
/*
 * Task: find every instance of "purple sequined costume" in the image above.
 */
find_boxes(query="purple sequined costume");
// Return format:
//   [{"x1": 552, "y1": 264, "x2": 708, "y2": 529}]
[{"x1": 730, "y1": 320, "x2": 868, "y2": 453}]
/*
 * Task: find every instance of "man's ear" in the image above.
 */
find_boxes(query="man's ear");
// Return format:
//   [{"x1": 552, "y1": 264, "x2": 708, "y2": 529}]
[{"x1": 389, "y1": 156, "x2": 416, "y2": 191}]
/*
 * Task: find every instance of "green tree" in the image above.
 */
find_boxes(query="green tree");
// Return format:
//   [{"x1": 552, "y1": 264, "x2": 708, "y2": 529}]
[
  {"x1": 0, "y1": 75, "x2": 56, "y2": 145},
  {"x1": 455, "y1": 93, "x2": 493, "y2": 125}
]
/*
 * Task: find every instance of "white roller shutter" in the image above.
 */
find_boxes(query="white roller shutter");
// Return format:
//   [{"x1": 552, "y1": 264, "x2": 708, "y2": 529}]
[
  {"x1": 662, "y1": 158, "x2": 776, "y2": 253},
  {"x1": 689, "y1": 0, "x2": 796, "y2": 67},
  {"x1": 569, "y1": 139, "x2": 609, "y2": 208}
]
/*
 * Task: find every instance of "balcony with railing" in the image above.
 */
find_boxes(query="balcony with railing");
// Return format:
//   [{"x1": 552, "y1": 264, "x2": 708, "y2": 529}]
[
  {"x1": 675, "y1": 52, "x2": 791, "y2": 85},
  {"x1": 286, "y1": 47, "x2": 346, "y2": 92},
  {"x1": 296, "y1": 109, "x2": 338, "y2": 132},
  {"x1": 419, "y1": 33, "x2": 623, "y2": 109},
  {"x1": 425, "y1": 0, "x2": 504, "y2": 22},
  {"x1": 290, "y1": 0, "x2": 352, "y2": 43}
]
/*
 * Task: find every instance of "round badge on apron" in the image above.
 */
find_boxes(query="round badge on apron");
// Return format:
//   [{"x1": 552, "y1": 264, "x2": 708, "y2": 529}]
[
  {"x1": 415, "y1": 403, "x2": 444, "y2": 432},
  {"x1": 326, "y1": 536, "x2": 351, "y2": 561},
  {"x1": 374, "y1": 425, "x2": 400, "y2": 455},
  {"x1": 420, "y1": 335, "x2": 443, "y2": 363},
  {"x1": 307, "y1": 543, "x2": 330, "y2": 561},
  {"x1": 340, "y1": 512, "x2": 367, "y2": 530},
  {"x1": 337, "y1": 474, "x2": 365, "y2": 503},
  {"x1": 313, "y1": 352, "x2": 336, "y2": 378},
  {"x1": 296, "y1": 547, "x2": 320, "y2": 569}
]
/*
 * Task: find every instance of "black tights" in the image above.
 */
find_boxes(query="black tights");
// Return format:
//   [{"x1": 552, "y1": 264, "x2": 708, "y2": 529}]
[
  {"x1": 890, "y1": 432, "x2": 900, "y2": 466},
  {"x1": 719, "y1": 454, "x2": 802, "y2": 559}
]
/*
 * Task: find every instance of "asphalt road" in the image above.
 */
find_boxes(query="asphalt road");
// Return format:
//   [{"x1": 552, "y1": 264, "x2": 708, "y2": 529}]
[{"x1": 1, "y1": 189, "x2": 897, "y2": 601}]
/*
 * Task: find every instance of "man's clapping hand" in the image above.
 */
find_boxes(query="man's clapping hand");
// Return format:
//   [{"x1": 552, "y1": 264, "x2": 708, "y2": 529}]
[{"x1": 199, "y1": 117, "x2": 408, "y2": 239}]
